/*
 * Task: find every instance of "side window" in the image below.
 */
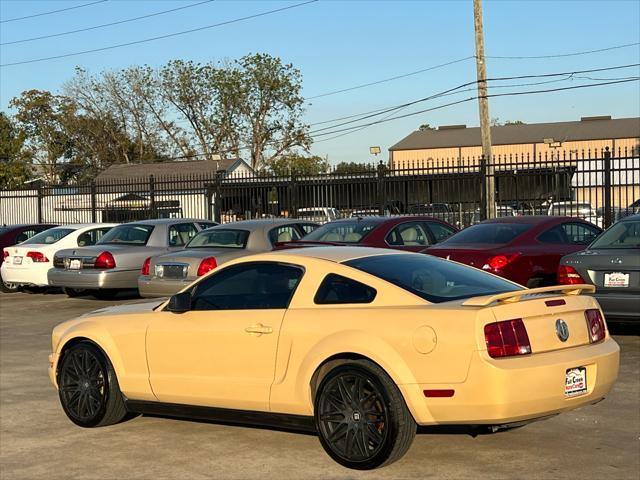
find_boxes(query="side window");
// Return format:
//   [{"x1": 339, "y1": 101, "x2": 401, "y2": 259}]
[
  {"x1": 425, "y1": 221, "x2": 456, "y2": 243},
  {"x1": 191, "y1": 262, "x2": 304, "y2": 311},
  {"x1": 168, "y1": 223, "x2": 199, "y2": 247},
  {"x1": 538, "y1": 225, "x2": 567, "y2": 244},
  {"x1": 386, "y1": 222, "x2": 430, "y2": 247},
  {"x1": 314, "y1": 274, "x2": 377, "y2": 305},
  {"x1": 562, "y1": 223, "x2": 600, "y2": 245},
  {"x1": 77, "y1": 228, "x2": 112, "y2": 247},
  {"x1": 268, "y1": 225, "x2": 303, "y2": 245},
  {"x1": 15, "y1": 228, "x2": 39, "y2": 243}
]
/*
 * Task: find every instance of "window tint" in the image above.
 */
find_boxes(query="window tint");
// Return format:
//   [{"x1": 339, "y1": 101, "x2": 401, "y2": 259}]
[
  {"x1": 169, "y1": 223, "x2": 199, "y2": 247},
  {"x1": 269, "y1": 225, "x2": 303, "y2": 245},
  {"x1": 15, "y1": 228, "x2": 40, "y2": 243},
  {"x1": 345, "y1": 254, "x2": 521, "y2": 303},
  {"x1": 191, "y1": 262, "x2": 304, "y2": 310},
  {"x1": 98, "y1": 224, "x2": 154, "y2": 245},
  {"x1": 299, "y1": 223, "x2": 319, "y2": 235},
  {"x1": 302, "y1": 220, "x2": 378, "y2": 243},
  {"x1": 539, "y1": 223, "x2": 600, "y2": 245},
  {"x1": 590, "y1": 219, "x2": 640, "y2": 249},
  {"x1": 386, "y1": 222, "x2": 430, "y2": 246},
  {"x1": 443, "y1": 223, "x2": 532, "y2": 245},
  {"x1": 314, "y1": 274, "x2": 377, "y2": 304},
  {"x1": 22, "y1": 228, "x2": 74, "y2": 245},
  {"x1": 426, "y1": 221, "x2": 456, "y2": 243},
  {"x1": 77, "y1": 227, "x2": 112, "y2": 247},
  {"x1": 187, "y1": 229, "x2": 249, "y2": 249}
]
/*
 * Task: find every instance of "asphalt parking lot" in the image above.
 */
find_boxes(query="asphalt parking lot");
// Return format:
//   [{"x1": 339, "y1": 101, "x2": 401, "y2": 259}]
[{"x1": 0, "y1": 291, "x2": 638, "y2": 480}]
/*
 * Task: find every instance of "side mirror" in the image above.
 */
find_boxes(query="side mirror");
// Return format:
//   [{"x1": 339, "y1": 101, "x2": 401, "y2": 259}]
[{"x1": 166, "y1": 291, "x2": 192, "y2": 313}]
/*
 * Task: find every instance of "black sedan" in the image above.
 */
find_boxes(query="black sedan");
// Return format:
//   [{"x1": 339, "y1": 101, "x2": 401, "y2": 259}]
[{"x1": 559, "y1": 214, "x2": 640, "y2": 323}]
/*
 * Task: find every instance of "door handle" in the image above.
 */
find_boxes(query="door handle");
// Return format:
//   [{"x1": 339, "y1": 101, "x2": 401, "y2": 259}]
[{"x1": 244, "y1": 323, "x2": 273, "y2": 335}]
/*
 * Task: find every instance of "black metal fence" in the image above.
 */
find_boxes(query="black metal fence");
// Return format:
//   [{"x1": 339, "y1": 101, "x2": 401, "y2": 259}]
[{"x1": 1, "y1": 148, "x2": 638, "y2": 229}]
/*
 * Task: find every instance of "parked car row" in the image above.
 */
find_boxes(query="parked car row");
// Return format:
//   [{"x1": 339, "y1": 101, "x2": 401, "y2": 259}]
[{"x1": 2, "y1": 214, "x2": 638, "y2": 322}]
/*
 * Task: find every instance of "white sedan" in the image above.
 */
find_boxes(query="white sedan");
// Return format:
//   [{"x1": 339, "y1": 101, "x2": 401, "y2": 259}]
[{"x1": 1, "y1": 223, "x2": 117, "y2": 289}]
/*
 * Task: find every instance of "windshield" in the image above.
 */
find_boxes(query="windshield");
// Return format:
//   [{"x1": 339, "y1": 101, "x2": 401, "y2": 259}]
[
  {"x1": 187, "y1": 229, "x2": 249, "y2": 249},
  {"x1": 345, "y1": 254, "x2": 521, "y2": 303},
  {"x1": 589, "y1": 219, "x2": 640, "y2": 249},
  {"x1": 98, "y1": 224, "x2": 154, "y2": 245},
  {"x1": 302, "y1": 220, "x2": 378, "y2": 243},
  {"x1": 22, "y1": 228, "x2": 74, "y2": 245},
  {"x1": 443, "y1": 223, "x2": 532, "y2": 245}
]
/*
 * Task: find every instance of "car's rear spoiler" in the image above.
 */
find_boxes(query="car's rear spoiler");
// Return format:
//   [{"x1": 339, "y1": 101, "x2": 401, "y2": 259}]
[{"x1": 462, "y1": 284, "x2": 596, "y2": 307}]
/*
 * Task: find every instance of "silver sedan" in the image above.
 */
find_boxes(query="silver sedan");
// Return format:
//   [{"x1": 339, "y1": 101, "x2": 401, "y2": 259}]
[
  {"x1": 138, "y1": 219, "x2": 318, "y2": 298},
  {"x1": 48, "y1": 218, "x2": 216, "y2": 299}
]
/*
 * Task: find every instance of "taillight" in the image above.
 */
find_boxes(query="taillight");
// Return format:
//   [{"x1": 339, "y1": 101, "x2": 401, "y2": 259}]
[
  {"x1": 95, "y1": 251, "x2": 116, "y2": 269},
  {"x1": 197, "y1": 257, "x2": 217, "y2": 276},
  {"x1": 585, "y1": 309, "x2": 606, "y2": 343},
  {"x1": 141, "y1": 257, "x2": 151, "y2": 276},
  {"x1": 26, "y1": 251, "x2": 49, "y2": 262},
  {"x1": 3, "y1": 249, "x2": 9, "y2": 260},
  {"x1": 484, "y1": 319, "x2": 532, "y2": 358},
  {"x1": 484, "y1": 254, "x2": 519, "y2": 271},
  {"x1": 557, "y1": 265, "x2": 586, "y2": 285}
]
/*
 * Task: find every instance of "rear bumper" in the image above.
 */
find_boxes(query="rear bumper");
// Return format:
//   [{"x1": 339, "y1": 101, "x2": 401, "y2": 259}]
[
  {"x1": 400, "y1": 337, "x2": 619, "y2": 426},
  {"x1": 0, "y1": 263, "x2": 50, "y2": 286},
  {"x1": 138, "y1": 276, "x2": 194, "y2": 298},
  {"x1": 592, "y1": 293, "x2": 640, "y2": 321},
  {"x1": 47, "y1": 268, "x2": 139, "y2": 290}
]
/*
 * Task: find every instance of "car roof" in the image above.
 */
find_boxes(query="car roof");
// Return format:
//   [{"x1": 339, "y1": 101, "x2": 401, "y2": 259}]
[
  {"x1": 208, "y1": 218, "x2": 312, "y2": 230},
  {"x1": 263, "y1": 246, "x2": 408, "y2": 263},
  {"x1": 620, "y1": 213, "x2": 640, "y2": 222},
  {"x1": 123, "y1": 218, "x2": 208, "y2": 225}
]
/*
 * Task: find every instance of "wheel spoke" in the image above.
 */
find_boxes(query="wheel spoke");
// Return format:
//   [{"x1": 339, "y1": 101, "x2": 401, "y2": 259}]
[
  {"x1": 327, "y1": 422, "x2": 347, "y2": 443},
  {"x1": 344, "y1": 427, "x2": 356, "y2": 457},
  {"x1": 320, "y1": 412, "x2": 344, "y2": 423},
  {"x1": 337, "y1": 376, "x2": 352, "y2": 404}
]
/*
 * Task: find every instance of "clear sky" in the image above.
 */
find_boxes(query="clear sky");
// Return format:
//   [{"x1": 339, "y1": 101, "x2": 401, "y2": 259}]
[{"x1": 1, "y1": 0, "x2": 639, "y2": 164}]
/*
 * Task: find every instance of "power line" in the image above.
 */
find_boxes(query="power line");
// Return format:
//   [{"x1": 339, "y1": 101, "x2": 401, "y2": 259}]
[
  {"x1": 306, "y1": 57, "x2": 475, "y2": 100},
  {"x1": 307, "y1": 42, "x2": 640, "y2": 100},
  {"x1": 0, "y1": 0, "x2": 107, "y2": 24},
  {"x1": 0, "y1": 0, "x2": 318, "y2": 67},
  {"x1": 1, "y1": 0, "x2": 215, "y2": 46},
  {"x1": 487, "y1": 42, "x2": 640, "y2": 59}
]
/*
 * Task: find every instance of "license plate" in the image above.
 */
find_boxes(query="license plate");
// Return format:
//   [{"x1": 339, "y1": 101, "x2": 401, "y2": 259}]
[
  {"x1": 565, "y1": 367, "x2": 587, "y2": 397},
  {"x1": 69, "y1": 259, "x2": 82, "y2": 270},
  {"x1": 604, "y1": 272, "x2": 629, "y2": 288},
  {"x1": 13, "y1": 256, "x2": 22, "y2": 265}
]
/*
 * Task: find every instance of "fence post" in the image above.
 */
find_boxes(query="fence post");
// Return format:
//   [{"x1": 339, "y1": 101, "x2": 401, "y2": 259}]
[
  {"x1": 212, "y1": 173, "x2": 222, "y2": 223},
  {"x1": 90, "y1": 181, "x2": 97, "y2": 223},
  {"x1": 289, "y1": 174, "x2": 298, "y2": 218},
  {"x1": 479, "y1": 156, "x2": 487, "y2": 221},
  {"x1": 149, "y1": 175, "x2": 156, "y2": 218},
  {"x1": 205, "y1": 183, "x2": 214, "y2": 221},
  {"x1": 36, "y1": 184, "x2": 43, "y2": 223},
  {"x1": 603, "y1": 147, "x2": 612, "y2": 228},
  {"x1": 377, "y1": 161, "x2": 386, "y2": 215}
]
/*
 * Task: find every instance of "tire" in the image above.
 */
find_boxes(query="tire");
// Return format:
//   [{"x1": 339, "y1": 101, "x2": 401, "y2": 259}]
[
  {"x1": 64, "y1": 287, "x2": 84, "y2": 298},
  {"x1": 57, "y1": 341, "x2": 128, "y2": 428},
  {"x1": 92, "y1": 289, "x2": 119, "y2": 300},
  {"x1": 0, "y1": 271, "x2": 19, "y2": 293},
  {"x1": 314, "y1": 360, "x2": 417, "y2": 470}
]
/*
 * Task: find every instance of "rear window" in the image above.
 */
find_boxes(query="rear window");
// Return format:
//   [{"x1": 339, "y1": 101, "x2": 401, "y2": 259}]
[
  {"x1": 98, "y1": 224, "x2": 154, "y2": 245},
  {"x1": 443, "y1": 223, "x2": 532, "y2": 245},
  {"x1": 589, "y1": 219, "x2": 640, "y2": 249},
  {"x1": 22, "y1": 228, "x2": 75, "y2": 245},
  {"x1": 187, "y1": 229, "x2": 249, "y2": 249},
  {"x1": 344, "y1": 254, "x2": 521, "y2": 303},
  {"x1": 302, "y1": 220, "x2": 378, "y2": 243}
]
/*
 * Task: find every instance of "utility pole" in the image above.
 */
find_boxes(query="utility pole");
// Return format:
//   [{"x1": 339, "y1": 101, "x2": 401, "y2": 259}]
[{"x1": 473, "y1": 0, "x2": 495, "y2": 219}]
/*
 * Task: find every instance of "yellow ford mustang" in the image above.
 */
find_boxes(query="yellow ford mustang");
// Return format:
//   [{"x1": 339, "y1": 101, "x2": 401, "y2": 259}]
[{"x1": 49, "y1": 247, "x2": 619, "y2": 470}]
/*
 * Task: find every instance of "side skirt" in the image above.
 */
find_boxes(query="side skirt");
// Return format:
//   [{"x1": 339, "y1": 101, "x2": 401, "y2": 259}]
[{"x1": 125, "y1": 400, "x2": 317, "y2": 433}]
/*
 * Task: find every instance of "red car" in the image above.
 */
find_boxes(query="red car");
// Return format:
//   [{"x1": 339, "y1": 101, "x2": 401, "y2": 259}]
[
  {"x1": 275, "y1": 216, "x2": 458, "y2": 251},
  {"x1": 422, "y1": 216, "x2": 602, "y2": 287}
]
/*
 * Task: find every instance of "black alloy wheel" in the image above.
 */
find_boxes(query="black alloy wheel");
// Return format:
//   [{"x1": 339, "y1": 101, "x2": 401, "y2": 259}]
[
  {"x1": 58, "y1": 342, "x2": 127, "y2": 427},
  {"x1": 315, "y1": 361, "x2": 416, "y2": 469}
]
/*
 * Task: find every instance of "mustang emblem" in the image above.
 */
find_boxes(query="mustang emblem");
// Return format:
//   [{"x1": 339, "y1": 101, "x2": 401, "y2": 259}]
[{"x1": 555, "y1": 319, "x2": 570, "y2": 342}]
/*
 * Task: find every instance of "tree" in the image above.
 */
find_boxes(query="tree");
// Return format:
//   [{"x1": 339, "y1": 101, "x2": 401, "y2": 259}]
[
  {"x1": 333, "y1": 161, "x2": 375, "y2": 174},
  {"x1": 10, "y1": 90, "x2": 73, "y2": 182},
  {"x1": 265, "y1": 154, "x2": 328, "y2": 176},
  {"x1": 418, "y1": 123, "x2": 435, "y2": 131},
  {"x1": 0, "y1": 113, "x2": 32, "y2": 188}
]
